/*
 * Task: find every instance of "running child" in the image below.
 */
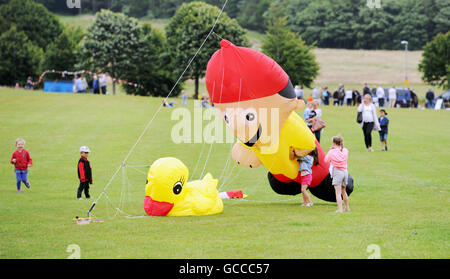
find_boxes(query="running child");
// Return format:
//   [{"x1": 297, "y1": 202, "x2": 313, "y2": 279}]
[{"x1": 10, "y1": 138, "x2": 33, "y2": 193}]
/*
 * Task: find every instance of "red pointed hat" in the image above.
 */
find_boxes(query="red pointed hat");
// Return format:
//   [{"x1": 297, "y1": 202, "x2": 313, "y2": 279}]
[{"x1": 205, "y1": 39, "x2": 290, "y2": 104}]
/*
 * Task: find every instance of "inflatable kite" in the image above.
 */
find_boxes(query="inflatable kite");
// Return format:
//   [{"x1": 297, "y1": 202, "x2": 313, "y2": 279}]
[
  {"x1": 144, "y1": 157, "x2": 246, "y2": 216},
  {"x1": 205, "y1": 40, "x2": 353, "y2": 202}
]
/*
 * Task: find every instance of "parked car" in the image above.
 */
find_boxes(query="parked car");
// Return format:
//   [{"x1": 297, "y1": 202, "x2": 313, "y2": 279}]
[
  {"x1": 395, "y1": 88, "x2": 411, "y2": 108},
  {"x1": 435, "y1": 90, "x2": 450, "y2": 109}
]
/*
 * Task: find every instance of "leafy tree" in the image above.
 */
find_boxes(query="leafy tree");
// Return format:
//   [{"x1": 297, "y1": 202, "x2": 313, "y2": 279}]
[
  {"x1": 78, "y1": 10, "x2": 142, "y2": 94},
  {"x1": 262, "y1": 17, "x2": 319, "y2": 88},
  {"x1": 354, "y1": 1, "x2": 400, "y2": 50},
  {"x1": 236, "y1": 0, "x2": 271, "y2": 32},
  {"x1": 165, "y1": 1, "x2": 249, "y2": 99},
  {"x1": 433, "y1": 0, "x2": 450, "y2": 36},
  {"x1": 0, "y1": 26, "x2": 43, "y2": 86},
  {"x1": 286, "y1": 0, "x2": 332, "y2": 48},
  {"x1": 121, "y1": 24, "x2": 181, "y2": 97},
  {"x1": 42, "y1": 29, "x2": 82, "y2": 79},
  {"x1": 391, "y1": 0, "x2": 429, "y2": 50},
  {"x1": 0, "y1": 0, "x2": 63, "y2": 50},
  {"x1": 418, "y1": 32, "x2": 450, "y2": 89}
]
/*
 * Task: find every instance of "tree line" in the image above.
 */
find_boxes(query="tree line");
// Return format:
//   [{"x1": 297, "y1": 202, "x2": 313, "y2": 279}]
[
  {"x1": 0, "y1": 0, "x2": 447, "y2": 94},
  {"x1": 0, "y1": 0, "x2": 319, "y2": 96},
  {"x1": 33, "y1": 0, "x2": 449, "y2": 50}
]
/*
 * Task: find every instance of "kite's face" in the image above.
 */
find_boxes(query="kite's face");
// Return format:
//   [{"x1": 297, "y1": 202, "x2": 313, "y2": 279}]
[
  {"x1": 214, "y1": 94, "x2": 303, "y2": 148},
  {"x1": 144, "y1": 157, "x2": 188, "y2": 216}
]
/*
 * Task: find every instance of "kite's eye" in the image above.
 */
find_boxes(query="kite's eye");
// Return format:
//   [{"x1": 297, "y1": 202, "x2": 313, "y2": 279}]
[{"x1": 242, "y1": 108, "x2": 257, "y2": 125}]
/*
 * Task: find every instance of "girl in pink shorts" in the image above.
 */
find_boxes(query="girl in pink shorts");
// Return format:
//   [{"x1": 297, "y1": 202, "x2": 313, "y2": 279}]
[{"x1": 297, "y1": 149, "x2": 319, "y2": 207}]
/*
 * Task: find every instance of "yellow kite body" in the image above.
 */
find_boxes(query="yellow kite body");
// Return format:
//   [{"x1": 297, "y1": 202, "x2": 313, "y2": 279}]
[
  {"x1": 144, "y1": 157, "x2": 223, "y2": 217},
  {"x1": 242, "y1": 111, "x2": 316, "y2": 179}
]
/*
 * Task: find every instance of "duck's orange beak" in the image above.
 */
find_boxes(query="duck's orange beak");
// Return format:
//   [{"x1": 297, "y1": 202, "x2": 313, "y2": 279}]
[{"x1": 144, "y1": 196, "x2": 174, "y2": 216}]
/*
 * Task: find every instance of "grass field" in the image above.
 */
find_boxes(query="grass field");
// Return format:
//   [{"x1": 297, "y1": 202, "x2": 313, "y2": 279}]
[{"x1": 0, "y1": 88, "x2": 449, "y2": 259}]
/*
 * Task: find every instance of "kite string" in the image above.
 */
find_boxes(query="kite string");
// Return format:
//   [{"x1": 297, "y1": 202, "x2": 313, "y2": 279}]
[{"x1": 87, "y1": 0, "x2": 230, "y2": 217}]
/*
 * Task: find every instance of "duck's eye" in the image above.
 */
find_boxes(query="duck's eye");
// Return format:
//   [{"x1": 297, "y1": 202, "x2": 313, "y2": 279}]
[{"x1": 173, "y1": 181, "x2": 182, "y2": 195}]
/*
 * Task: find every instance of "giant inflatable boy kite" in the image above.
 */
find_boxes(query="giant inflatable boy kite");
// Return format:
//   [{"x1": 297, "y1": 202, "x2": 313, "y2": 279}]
[{"x1": 205, "y1": 40, "x2": 353, "y2": 202}]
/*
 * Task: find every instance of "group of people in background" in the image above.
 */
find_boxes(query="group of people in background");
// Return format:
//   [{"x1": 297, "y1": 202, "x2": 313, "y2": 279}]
[
  {"x1": 73, "y1": 73, "x2": 108, "y2": 94},
  {"x1": 295, "y1": 83, "x2": 424, "y2": 109}
]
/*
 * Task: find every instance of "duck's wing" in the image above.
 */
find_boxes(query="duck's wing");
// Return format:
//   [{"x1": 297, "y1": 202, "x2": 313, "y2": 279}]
[{"x1": 186, "y1": 173, "x2": 222, "y2": 215}]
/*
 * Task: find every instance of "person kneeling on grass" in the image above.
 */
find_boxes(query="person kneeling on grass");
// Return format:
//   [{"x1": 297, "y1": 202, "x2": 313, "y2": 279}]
[
  {"x1": 77, "y1": 146, "x2": 93, "y2": 200},
  {"x1": 10, "y1": 138, "x2": 33, "y2": 193},
  {"x1": 324, "y1": 136, "x2": 350, "y2": 213}
]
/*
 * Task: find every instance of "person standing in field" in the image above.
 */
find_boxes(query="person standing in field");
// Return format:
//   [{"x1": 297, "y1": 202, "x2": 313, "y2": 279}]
[
  {"x1": 295, "y1": 85, "x2": 304, "y2": 100},
  {"x1": 181, "y1": 90, "x2": 187, "y2": 105},
  {"x1": 377, "y1": 86, "x2": 385, "y2": 107},
  {"x1": 322, "y1": 87, "x2": 330, "y2": 105},
  {"x1": 358, "y1": 94, "x2": 380, "y2": 152},
  {"x1": 324, "y1": 136, "x2": 350, "y2": 213},
  {"x1": 312, "y1": 87, "x2": 319, "y2": 102},
  {"x1": 77, "y1": 146, "x2": 93, "y2": 200},
  {"x1": 338, "y1": 84, "x2": 345, "y2": 106},
  {"x1": 92, "y1": 74, "x2": 100, "y2": 94},
  {"x1": 425, "y1": 89, "x2": 435, "y2": 109},
  {"x1": 345, "y1": 89, "x2": 353, "y2": 106},
  {"x1": 388, "y1": 86, "x2": 397, "y2": 108},
  {"x1": 333, "y1": 89, "x2": 339, "y2": 106},
  {"x1": 10, "y1": 138, "x2": 33, "y2": 193},
  {"x1": 378, "y1": 109, "x2": 389, "y2": 151},
  {"x1": 352, "y1": 89, "x2": 361, "y2": 106},
  {"x1": 99, "y1": 73, "x2": 107, "y2": 95},
  {"x1": 291, "y1": 149, "x2": 319, "y2": 207}
]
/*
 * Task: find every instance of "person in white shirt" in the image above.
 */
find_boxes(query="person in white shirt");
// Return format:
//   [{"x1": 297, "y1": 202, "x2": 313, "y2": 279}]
[
  {"x1": 388, "y1": 86, "x2": 396, "y2": 108},
  {"x1": 357, "y1": 94, "x2": 380, "y2": 152},
  {"x1": 294, "y1": 85, "x2": 304, "y2": 100},
  {"x1": 312, "y1": 87, "x2": 319, "y2": 101},
  {"x1": 377, "y1": 86, "x2": 386, "y2": 107},
  {"x1": 99, "y1": 73, "x2": 107, "y2": 95},
  {"x1": 345, "y1": 90, "x2": 353, "y2": 106}
]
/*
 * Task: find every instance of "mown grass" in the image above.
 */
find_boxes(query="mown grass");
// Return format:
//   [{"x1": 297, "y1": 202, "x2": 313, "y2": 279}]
[{"x1": 0, "y1": 88, "x2": 448, "y2": 259}]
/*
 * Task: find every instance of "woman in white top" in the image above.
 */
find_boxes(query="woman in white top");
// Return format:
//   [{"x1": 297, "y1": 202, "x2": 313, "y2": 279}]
[
  {"x1": 388, "y1": 87, "x2": 396, "y2": 108},
  {"x1": 357, "y1": 94, "x2": 380, "y2": 152}
]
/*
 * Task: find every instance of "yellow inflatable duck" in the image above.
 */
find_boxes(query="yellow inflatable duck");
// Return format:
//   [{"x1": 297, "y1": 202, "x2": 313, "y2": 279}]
[{"x1": 144, "y1": 157, "x2": 224, "y2": 217}]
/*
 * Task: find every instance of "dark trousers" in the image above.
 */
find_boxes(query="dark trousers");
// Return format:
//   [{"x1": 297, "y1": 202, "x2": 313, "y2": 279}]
[
  {"x1": 77, "y1": 181, "x2": 90, "y2": 198},
  {"x1": 314, "y1": 129, "x2": 321, "y2": 143},
  {"x1": 101, "y1": 86, "x2": 107, "y2": 95},
  {"x1": 362, "y1": 122, "x2": 374, "y2": 148},
  {"x1": 379, "y1": 98, "x2": 385, "y2": 107}
]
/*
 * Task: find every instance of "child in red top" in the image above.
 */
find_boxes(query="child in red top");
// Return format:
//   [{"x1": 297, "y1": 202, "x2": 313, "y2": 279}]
[{"x1": 10, "y1": 138, "x2": 33, "y2": 193}]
